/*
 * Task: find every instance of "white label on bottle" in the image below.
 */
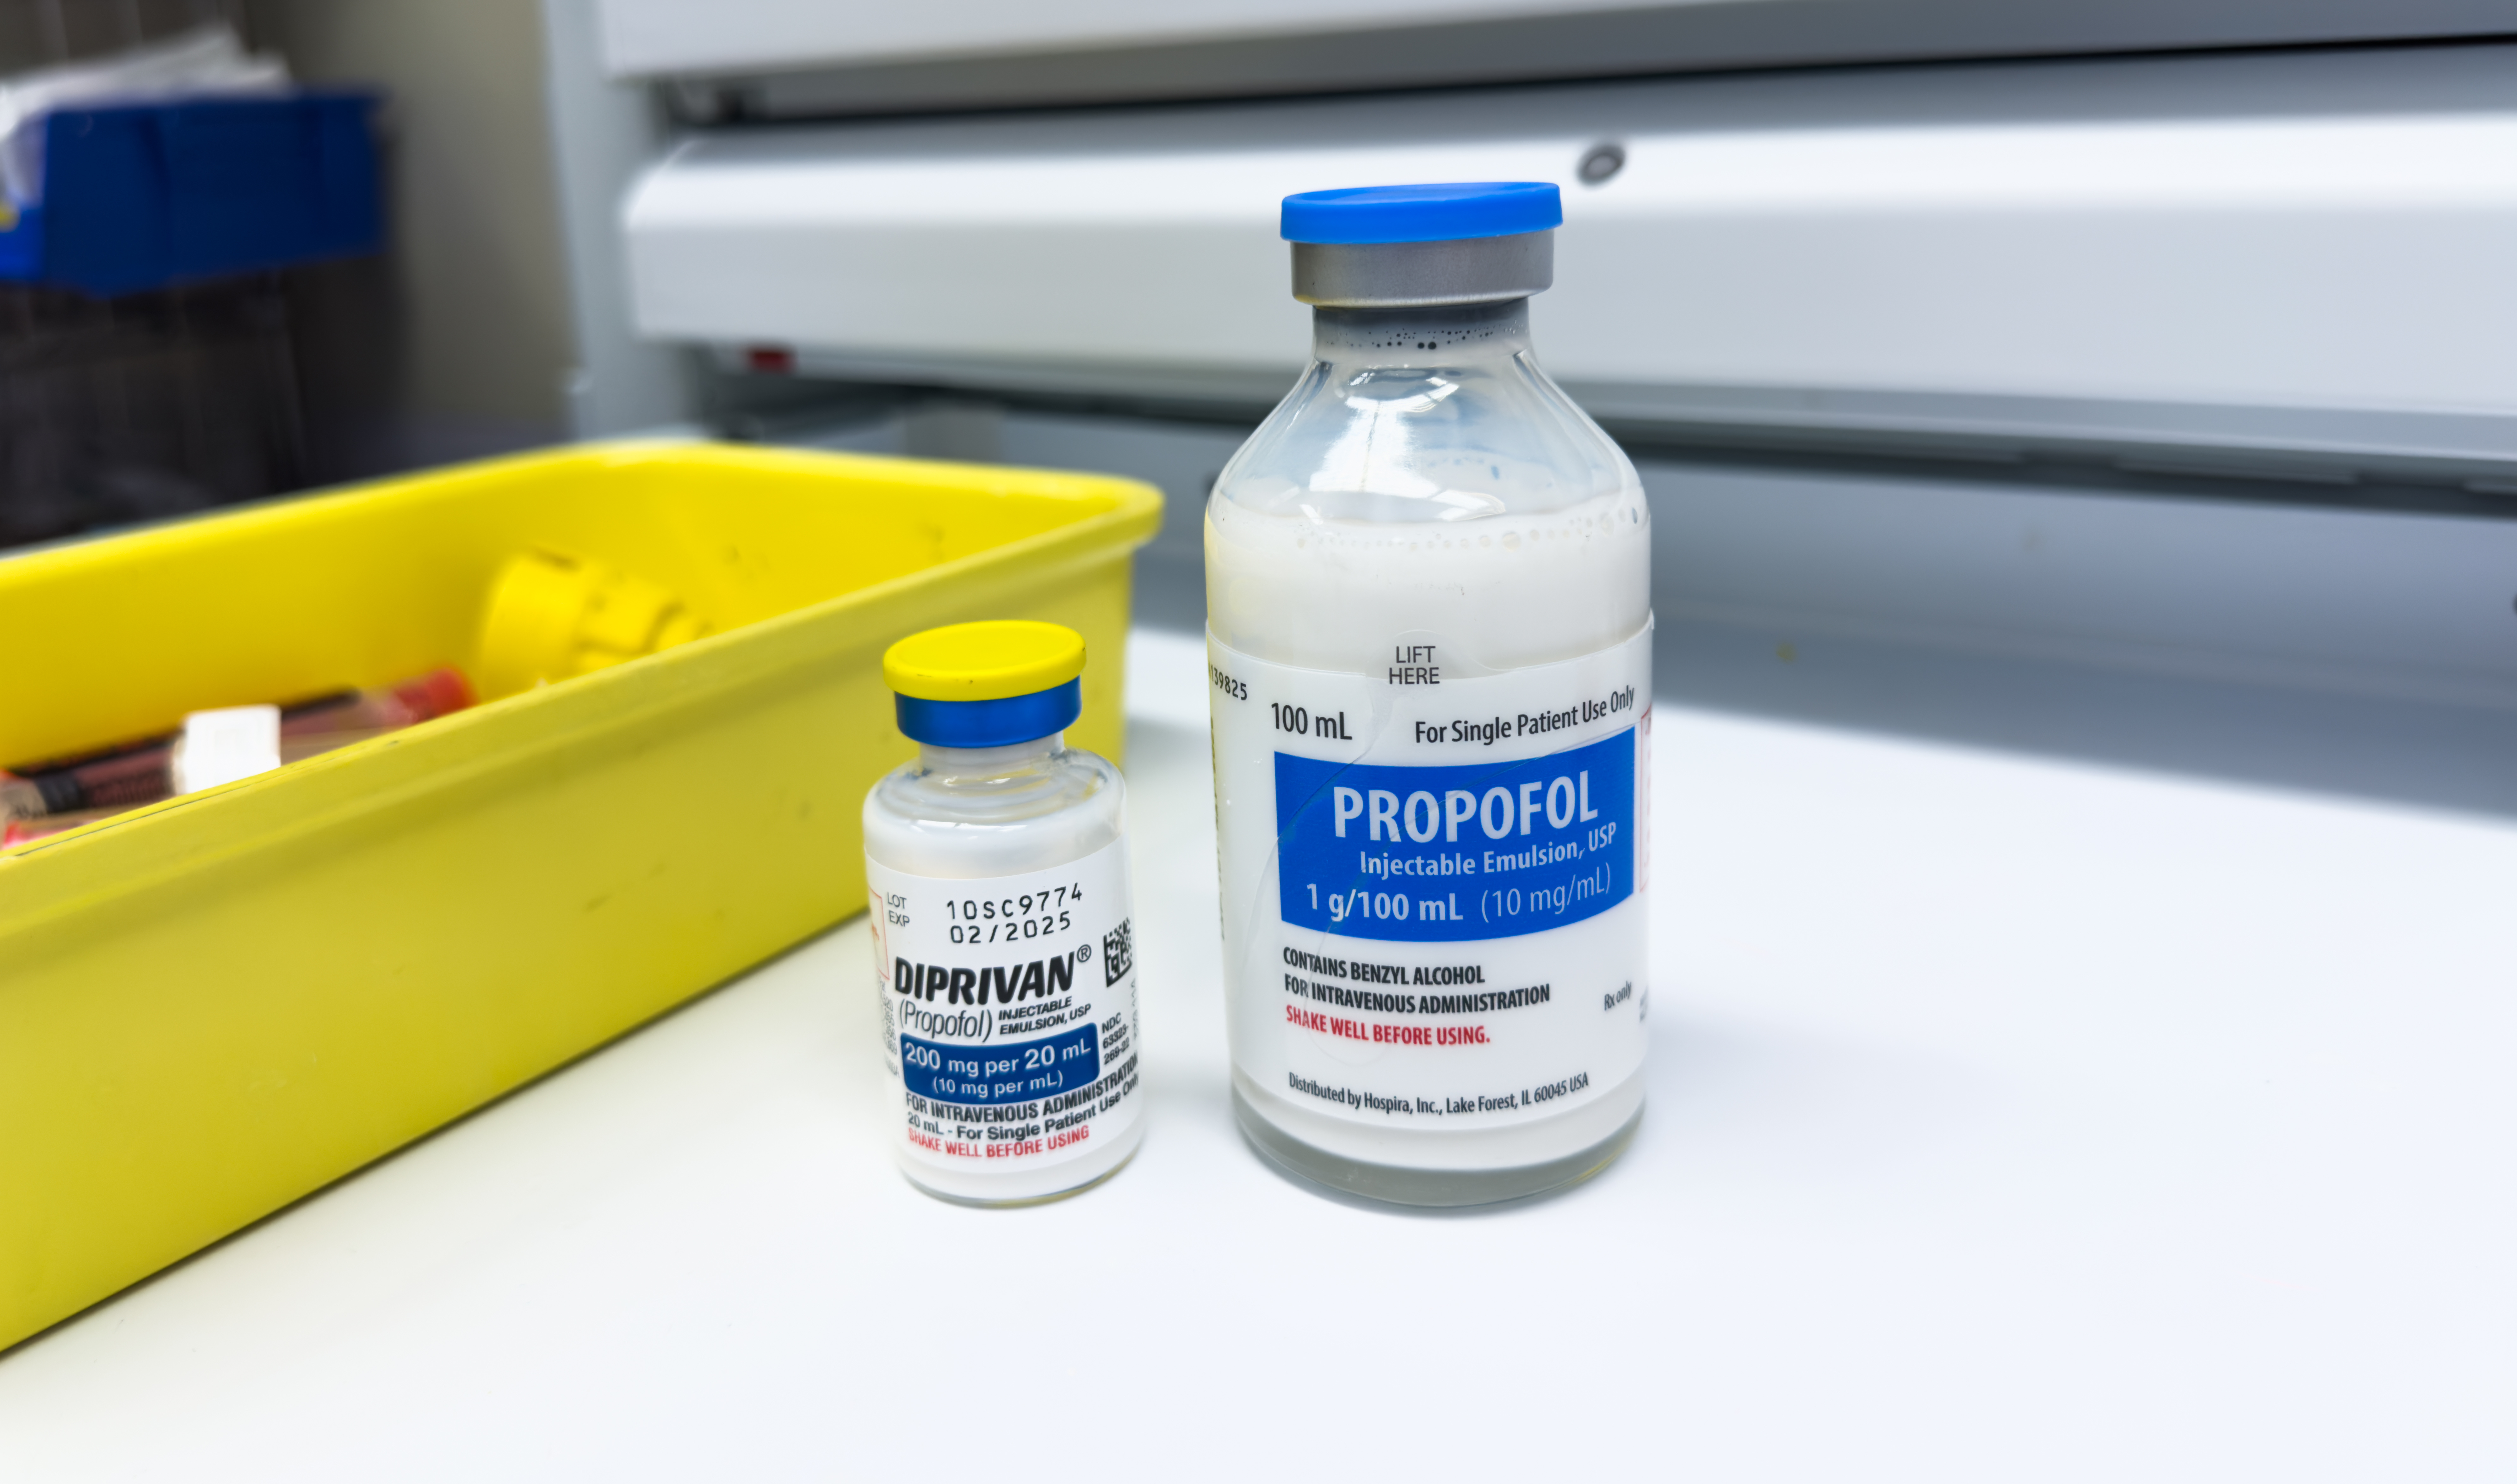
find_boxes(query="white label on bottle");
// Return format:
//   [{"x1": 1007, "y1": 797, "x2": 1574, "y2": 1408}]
[
  {"x1": 1208, "y1": 625, "x2": 1651, "y2": 1128},
  {"x1": 865, "y1": 839, "x2": 1142, "y2": 1174}
]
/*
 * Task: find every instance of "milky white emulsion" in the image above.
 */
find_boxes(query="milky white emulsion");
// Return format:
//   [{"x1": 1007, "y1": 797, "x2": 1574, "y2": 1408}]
[{"x1": 1207, "y1": 292, "x2": 1653, "y2": 1204}]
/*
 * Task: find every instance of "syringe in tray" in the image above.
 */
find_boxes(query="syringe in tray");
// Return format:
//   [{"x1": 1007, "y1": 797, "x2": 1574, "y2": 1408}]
[{"x1": 0, "y1": 666, "x2": 473, "y2": 844}]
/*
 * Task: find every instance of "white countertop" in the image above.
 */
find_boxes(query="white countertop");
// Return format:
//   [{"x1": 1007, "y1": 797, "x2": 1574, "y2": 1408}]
[{"x1": 4, "y1": 627, "x2": 2512, "y2": 1481}]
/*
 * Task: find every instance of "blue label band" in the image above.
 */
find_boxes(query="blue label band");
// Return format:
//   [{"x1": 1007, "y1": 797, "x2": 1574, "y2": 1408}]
[
  {"x1": 1273, "y1": 728, "x2": 1635, "y2": 943},
  {"x1": 894, "y1": 677, "x2": 1081, "y2": 748},
  {"x1": 900, "y1": 1022, "x2": 1101, "y2": 1106}
]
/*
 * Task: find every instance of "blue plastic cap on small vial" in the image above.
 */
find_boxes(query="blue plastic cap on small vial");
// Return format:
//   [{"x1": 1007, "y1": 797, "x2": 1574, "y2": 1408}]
[
  {"x1": 894, "y1": 679, "x2": 1082, "y2": 748},
  {"x1": 1279, "y1": 182, "x2": 1563, "y2": 245}
]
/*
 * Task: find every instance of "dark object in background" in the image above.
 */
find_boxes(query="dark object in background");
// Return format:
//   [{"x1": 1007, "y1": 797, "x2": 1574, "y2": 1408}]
[
  {"x1": 0, "y1": 92, "x2": 380, "y2": 296},
  {"x1": 0, "y1": 271, "x2": 305, "y2": 547},
  {"x1": 0, "y1": 7, "x2": 388, "y2": 557}
]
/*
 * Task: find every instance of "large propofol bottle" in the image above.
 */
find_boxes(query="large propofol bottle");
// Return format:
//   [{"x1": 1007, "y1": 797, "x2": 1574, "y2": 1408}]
[{"x1": 1206, "y1": 182, "x2": 1652, "y2": 1205}]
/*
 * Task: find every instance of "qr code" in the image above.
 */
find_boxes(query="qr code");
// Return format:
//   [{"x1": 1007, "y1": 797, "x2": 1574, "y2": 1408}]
[{"x1": 1102, "y1": 919, "x2": 1134, "y2": 986}]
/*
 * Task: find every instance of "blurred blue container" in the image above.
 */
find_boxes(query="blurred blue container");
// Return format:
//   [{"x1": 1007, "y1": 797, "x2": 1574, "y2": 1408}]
[{"x1": 0, "y1": 91, "x2": 380, "y2": 297}]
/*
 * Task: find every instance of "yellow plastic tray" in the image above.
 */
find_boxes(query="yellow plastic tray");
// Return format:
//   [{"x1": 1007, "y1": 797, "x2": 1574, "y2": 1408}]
[{"x1": 0, "y1": 441, "x2": 1160, "y2": 1351}]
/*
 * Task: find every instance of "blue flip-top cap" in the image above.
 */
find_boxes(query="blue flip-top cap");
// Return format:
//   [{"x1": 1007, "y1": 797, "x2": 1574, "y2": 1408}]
[
  {"x1": 1280, "y1": 182, "x2": 1562, "y2": 245},
  {"x1": 895, "y1": 679, "x2": 1082, "y2": 748}
]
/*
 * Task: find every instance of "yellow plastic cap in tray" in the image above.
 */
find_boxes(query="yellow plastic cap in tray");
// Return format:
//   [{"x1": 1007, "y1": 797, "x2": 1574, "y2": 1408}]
[
  {"x1": 474, "y1": 548, "x2": 711, "y2": 700},
  {"x1": 883, "y1": 620, "x2": 1086, "y2": 701}
]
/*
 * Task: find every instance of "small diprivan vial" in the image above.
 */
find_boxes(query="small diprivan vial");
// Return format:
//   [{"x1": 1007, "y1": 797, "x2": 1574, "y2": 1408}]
[
  {"x1": 864, "y1": 621, "x2": 1144, "y2": 1204},
  {"x1": 1206, "y1": 182, "x2": 1653, "y2": 1206}
]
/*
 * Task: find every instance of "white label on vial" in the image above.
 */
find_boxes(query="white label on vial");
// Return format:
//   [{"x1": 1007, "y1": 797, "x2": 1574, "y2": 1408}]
[
  {"x1": 866, "y1": 839, "x2": 1141, "y2": 1173},
  {"x1": 1208, "y1": 626, "x2": 1651, "y2": 1127}
]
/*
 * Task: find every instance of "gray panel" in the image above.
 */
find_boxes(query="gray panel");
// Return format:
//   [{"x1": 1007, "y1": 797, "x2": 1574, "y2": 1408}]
[
  {"x1": 1658, "y1": 618, "x2": 2517, "y2": 818},
  {"x1": 1577, "y1": 384, "x2": 2517, "y2": 492},
  {"x1": 673, "y1": 0, "x2": 2514, "y2": 118},
  {"x1": 1643, "y1": 454, "x2": 2517, "y2": 816},
  {"x1": 688, "y1": 34, "x2": 2517, "y2": 140},
  {"x1": 1641, "y1": 458, "x2": 2517, "y2": 711}
]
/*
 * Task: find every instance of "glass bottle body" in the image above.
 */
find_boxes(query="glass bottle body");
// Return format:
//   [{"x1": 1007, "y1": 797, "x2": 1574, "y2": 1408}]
[
  {"x1": 1206, "y1": 298, "x2": 1653, "y2": 1205},
  {"x1": 864, "y1": 733, "x2": 1144, "y2": 1204}
]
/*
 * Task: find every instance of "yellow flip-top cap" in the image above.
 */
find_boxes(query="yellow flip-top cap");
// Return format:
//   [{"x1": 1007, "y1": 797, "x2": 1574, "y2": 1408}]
[{"x1": 883, "y1": 621, "x2": 1086, "y2": 702}]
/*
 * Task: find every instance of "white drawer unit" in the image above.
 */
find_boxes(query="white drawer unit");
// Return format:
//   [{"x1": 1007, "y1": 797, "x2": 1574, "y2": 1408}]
[{"x1": 622, "y1": 44, "x2": 2517, "y2": 477}]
